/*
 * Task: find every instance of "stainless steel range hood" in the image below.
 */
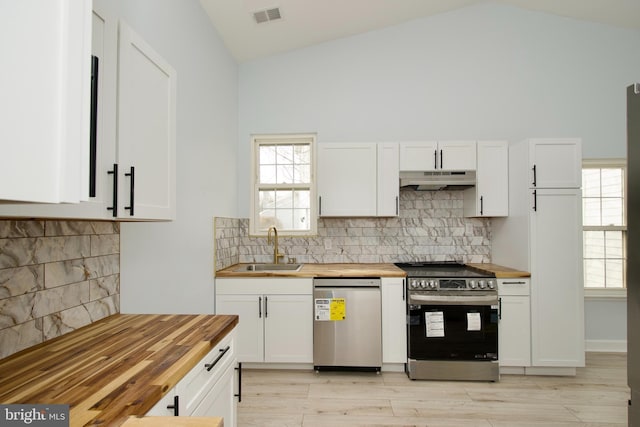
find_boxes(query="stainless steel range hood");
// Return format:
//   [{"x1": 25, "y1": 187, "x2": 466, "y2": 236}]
[{"x1": 399, "y1": 171, "x2": 476, "y2": 190}]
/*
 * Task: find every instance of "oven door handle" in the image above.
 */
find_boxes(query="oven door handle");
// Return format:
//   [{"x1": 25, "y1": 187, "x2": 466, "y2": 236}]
[{"x1": 409, "y1": 294, "x2": 498, "y2": 306}]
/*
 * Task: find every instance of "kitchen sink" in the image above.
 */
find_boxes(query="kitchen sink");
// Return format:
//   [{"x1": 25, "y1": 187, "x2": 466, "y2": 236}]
[{"x1": 234, "y1": 263, "x2": 303, "y2": 272}]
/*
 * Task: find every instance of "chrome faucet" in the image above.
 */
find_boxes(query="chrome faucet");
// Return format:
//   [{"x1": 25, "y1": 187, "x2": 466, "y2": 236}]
[{"x1": 267, "y1": 226, "x2": 285, "y2": 264}]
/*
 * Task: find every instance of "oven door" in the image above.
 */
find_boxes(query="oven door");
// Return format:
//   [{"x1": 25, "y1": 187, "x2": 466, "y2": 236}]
[{"x1": 407, "y1": 292, "x2": 499, "y2": 361}]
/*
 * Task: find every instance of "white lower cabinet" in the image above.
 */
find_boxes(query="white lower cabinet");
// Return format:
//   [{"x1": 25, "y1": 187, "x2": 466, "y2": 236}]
[
  {"x1": 146, "y1": 327, "x2": 238, "y2": 426},
  {"x1": 498, "y1": 279, "x2": 531, "y2": 368},
  {"x1": 381, "y1": 277, "x2": 407, "y2": 365},
  {"x1": 216, "y1": 278, "x2": 313, "y2": 364}
]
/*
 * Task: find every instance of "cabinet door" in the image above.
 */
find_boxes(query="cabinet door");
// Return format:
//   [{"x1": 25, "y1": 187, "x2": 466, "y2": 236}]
[
  {"x1": 467, "y1": 140, "x2": 508, "y2": 217},
  {"x1": 530, "y1": 189, "x2": 584, "y2": 367},
  {"x1": 216, "y1": 295, "x2": 264, "y2": 362},
  {"x1": 263, "y1": 294, "x2": 313, "y2": 363},
  {"x1": 399, "y1": 141, "x2": 438, "y2": 171},
  {"x1": 498, "y1": 295, "x2": 531, "y2": 367},
  {"x1": 1, "y1": 1, "x2": 91, "y2": 204},
  {"x1": 191, "y1": 362, "x2": 236, "y2": 427},
  {"x1": 117, "y1": 21, "x2": 176, "y2": 220},
  {"x1": 317, "y1": 143, "x2": 377, "y2": 216},
  {"x1": 377, "y1": 143, "x2": 399, "y2": 217},
  {"x1": 381, "y1": 278, "x2": 407, "y2": 364},
  {"x1": 438, "y1": 141, "x2": 477, "y2": 171},
  {"x1": 529, "y1": 139, "x2": 582, "y2": 188}
]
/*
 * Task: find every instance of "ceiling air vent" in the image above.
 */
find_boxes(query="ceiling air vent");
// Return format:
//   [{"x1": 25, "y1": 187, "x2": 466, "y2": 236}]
[{"x1": 253, "y1": 7, "x2": 281, "y2": 24}]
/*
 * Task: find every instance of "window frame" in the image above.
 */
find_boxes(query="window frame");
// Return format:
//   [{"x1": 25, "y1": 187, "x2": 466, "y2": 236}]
[
  {"x1": 249, "y1": 133, "x2": 317, "y2": 237},
  {"x1": 582, "y1": 158, "x2": 627, "y2": 299}
]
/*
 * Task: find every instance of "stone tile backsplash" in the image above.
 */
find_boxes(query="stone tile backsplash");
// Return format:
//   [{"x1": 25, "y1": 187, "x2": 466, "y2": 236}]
[
  {"x1": 214, "y1": 189, "x2": 491, "y2": 271},
  {"x1": 0, "y1": 220, "x2": 119, "y2": 359}
]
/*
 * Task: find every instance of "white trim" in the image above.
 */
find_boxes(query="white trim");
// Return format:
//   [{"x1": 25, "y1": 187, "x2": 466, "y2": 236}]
[
  {"x1": 249, "y1": 133, "x2": 318, "y2": 237},
  {"x1": 585, "y1": 339, "x2": 627, "y2": 353},
  {"x1": 585, "y1": 287, "x2": 627, "y2": 299}
]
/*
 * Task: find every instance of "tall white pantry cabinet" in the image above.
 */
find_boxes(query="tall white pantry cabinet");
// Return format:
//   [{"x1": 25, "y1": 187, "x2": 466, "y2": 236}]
[{"x1": 493, "y1": 138, "x2": 585, "y2": 372}]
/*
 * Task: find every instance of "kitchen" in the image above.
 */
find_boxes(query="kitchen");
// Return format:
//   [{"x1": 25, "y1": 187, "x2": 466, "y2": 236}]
[{"x1": 1, "y1": 0, "x2": 639, "y2": 425}]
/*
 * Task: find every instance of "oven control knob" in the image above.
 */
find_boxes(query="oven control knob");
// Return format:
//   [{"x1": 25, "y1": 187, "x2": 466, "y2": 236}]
[
  {"x1": 468, "y1": 280, "x2": 477, "y2": 289},
  {"x1": 487, "y1": 280, "x2": 496, "y2": 289},
  {"x1": 428, "y1": 280, "x2": 437, "y2": 289},
  {"x1": 421, "y1": 280, "x2": 429, "y2": 289},
  {"x1": 478, "y1": 280, "x2": 486, "y2": 289},
  {"x1": 410, "y1": 280, "x2": 418, "y2": 289}
]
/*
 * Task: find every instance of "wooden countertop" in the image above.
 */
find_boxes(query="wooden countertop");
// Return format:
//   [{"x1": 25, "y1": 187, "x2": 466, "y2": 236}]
[
  {"x1": 216, "y1": 262, "x2": 406, "y2": 278},
  {"x1": 0, "y1": 314, "x2": 238, "y2": 427},
  {"x1": 467, "y1": 263, "x2": 531, "y2": 278}
]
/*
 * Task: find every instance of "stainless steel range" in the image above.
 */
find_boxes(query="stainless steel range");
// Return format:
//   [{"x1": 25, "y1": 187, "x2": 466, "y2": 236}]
[{"x1": 395, "y1": 262, "x2": 499, "y2": 382}]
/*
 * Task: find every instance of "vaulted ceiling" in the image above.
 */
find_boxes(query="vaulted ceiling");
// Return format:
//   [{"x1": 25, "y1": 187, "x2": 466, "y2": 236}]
[{"x1": 199, "y1": 0, "x2": 640, "y2": 62}]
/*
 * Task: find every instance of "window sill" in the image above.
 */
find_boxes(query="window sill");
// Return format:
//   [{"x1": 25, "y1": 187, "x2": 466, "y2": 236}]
[{"x1": 584, "y1": 288, "x2": 627, "y2": 299}]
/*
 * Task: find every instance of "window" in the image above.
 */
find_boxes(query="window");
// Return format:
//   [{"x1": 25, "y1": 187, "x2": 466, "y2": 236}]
[
  {"x1": 582, "y1": 159, "x2": 626, "y2": 292},
  {"x1": 250, "y1": 134, "x2": 317, "y2": 236}
]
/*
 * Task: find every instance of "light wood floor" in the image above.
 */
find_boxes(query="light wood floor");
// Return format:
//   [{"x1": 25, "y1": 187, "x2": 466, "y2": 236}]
[{"x1": 238, "y1": 353, "x2": 629, "y2": 426}]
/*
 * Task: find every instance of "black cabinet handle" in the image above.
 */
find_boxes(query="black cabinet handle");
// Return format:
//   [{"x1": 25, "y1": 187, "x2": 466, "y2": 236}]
[
  {"x1": 402, "y1": 279, "x2": 406, "y2": 301},
  {"x1": 440, "y1": 149, "x2": 443, "y2": 169},
  {"x1": 532, "y1": 190, "x2": 537, "y2": 211},
  {"x1": 205, "y1": 345, "x2": 231, "y2": 372},
  {"x1": 433, "y1": 149, "x2": 437, "y2": 169},
  {"x1": 258, "y1": 296, "x2": 262, "y2": 318},
  {"x1": 498, "y1": 297, "x2": 502, "y2": 320},
  {"x1": 89, "y1": 55, "x2": 99, "y2": 198},
  {"x1": 318, "y1": 196, "x2": 322, "y2": 216},
  {"x1": 532, "y1": 164, "x2": 537, "y2": 187},
  {"x1": 480, "y1": 196, "x2": 484, "y2": 215},
  {"x1": 395, "y1": 196, "x2": 399, "y2": 215},
  {"x1": 265, "y1": 296, "x2": 268, "y2": 318},
  {"x1": 107, "y1": 163, "x2": 118, "y2": 217},
  {"x1": 166, "y1": 395, "x2": 179, "y2": 416},
  {"x1": 124, "y1": 166, "x2": 135, "y2": 216},
  {"x1": 235, "y1": 362, "x2": 242, "y2": 403}
]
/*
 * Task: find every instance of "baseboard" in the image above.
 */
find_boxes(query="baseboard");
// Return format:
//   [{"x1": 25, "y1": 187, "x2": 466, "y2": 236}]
[{"x1": 585, "y1": 339, "x2": 627, "y2": 353}]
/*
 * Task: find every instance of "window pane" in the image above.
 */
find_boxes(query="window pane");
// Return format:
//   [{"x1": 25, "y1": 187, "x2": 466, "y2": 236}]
[
  {"x1": 582, "y1": 169, "x2": 601, "y2": 197},
  {"x1": 258, "y1": 209, "x2": 277, "y2": 230},
  {"x1": 583, "y1": 198, "x2": 601, "y2": 226},
  {"x1": 259, "y1": 145, "x2": 276, "y2": 165},
  {"x1": 260, "y1": 165, "x2": 277, "y2": 184},
  {"x1": 293, "y1": 208, "x2": 310, "y2": 230},
  {"x1": 601, "y1": 198, "x2": 623, "y2": 226},
  {"x1": 584, "y1": 259, "x2": 605, "y2": 287},
  {"x1": 601, "y1": 169, "x2": 623, "y2": 197},
  {"x1": 584, "y1": 231, "x2": 604, "y2": 258},
  {"x1": 294, "y1": 164, "x2": 311, "y2": 183},
  {"x1": 605, "y1": 231, "x2": 624, "y2": 258},
  {"x1": 294, "y1": 145, "x2": 310, "y2": 164},
  {"x1": 275, "y1": 190, "x2": 293, "y2": 209},
  {"x1": 259, "y1": 190, "x2": 276, "y2": 209},
  {"x1": 276, "y1": 145, "x2": 294, "y2": 166},
  {"x1": 294, "y1": 190, "x2": 310, "y2": 209},
  {"x1": 275, "y1": 209, "x2": 293, "y2": 229},
  {"x1": 606, "y1": 259, "x2": 624, "y2": 288}
]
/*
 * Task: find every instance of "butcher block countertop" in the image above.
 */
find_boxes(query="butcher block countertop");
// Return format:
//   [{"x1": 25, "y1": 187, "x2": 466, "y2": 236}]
[
  {"x1": 216, "y1": 262, "x2": 406, "y2": 278},
  {"x1": 467, "y1": 263, "x2": 531, "y2": 278},
  {"x1": 0, "y1": 314, "x2": 238, "y2": 427}
]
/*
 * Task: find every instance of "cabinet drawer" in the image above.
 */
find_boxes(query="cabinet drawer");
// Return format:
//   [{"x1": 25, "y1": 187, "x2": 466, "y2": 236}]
[{"x1": 178, "y1": 330, "x2": 236, "y2": 416}]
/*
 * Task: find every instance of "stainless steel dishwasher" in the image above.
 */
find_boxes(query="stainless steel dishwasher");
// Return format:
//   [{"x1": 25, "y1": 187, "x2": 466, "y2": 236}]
[{"x1": 313, "y1": 277, "x2": 382, "y2": 371}]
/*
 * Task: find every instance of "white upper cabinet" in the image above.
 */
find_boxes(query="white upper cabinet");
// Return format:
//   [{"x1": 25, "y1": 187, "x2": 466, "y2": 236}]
[
  {"x1": 1, "y1": 1, "x2": 92, "y2": 203},
  {"x1": 377, "y1": 143, "x2": 400, "y2": 217},
  {"x1": 399, "y1": 141, "x2": 476, "y2": 172},
  {"x1": 116, "y1": 21, "x2": 176, "y2": 220},
  {"x1": 528, "y1": 138, "x2": 582, "y2": 189},
  {"x1": 0, "y1": 14, "x2": 176, "y2": 221},
  {"x1": 463, "y1": 140, "x2": 508, "y2": 217},
  {"x1": 318, "y1": 143, "x2": 399, "y2": 217}
]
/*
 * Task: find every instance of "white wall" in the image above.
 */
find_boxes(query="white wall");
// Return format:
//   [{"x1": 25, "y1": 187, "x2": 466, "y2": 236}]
[
  {"x1": 96, "y1": 0, "x2": 239, "y2": 314},
  {"x1": 238, "y1": 2, "x2": 640, "y2": 214},
  {"x1": 238, "y1": 3, "x2": 640, "y2": 346}
]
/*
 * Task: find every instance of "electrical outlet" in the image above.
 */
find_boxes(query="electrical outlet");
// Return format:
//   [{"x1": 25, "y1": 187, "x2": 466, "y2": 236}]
[{"x1": 324, "y1": 239, "x2": 332, "y2": 250}]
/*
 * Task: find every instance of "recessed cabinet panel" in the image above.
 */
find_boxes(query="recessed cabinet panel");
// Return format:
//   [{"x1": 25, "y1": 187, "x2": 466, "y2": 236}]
[
  {"x1": 529, "y1": 138, "x2": 582, "y2": 189},
  {"x1": 117, "y1": 21, "x2": 176, "y2": 220},
  {"x1": 463, "y1": 140, "x2": 508, "y2": 217},
  {"x1": 0, "y1": 0, "x2": 91, "y2": 204}
]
